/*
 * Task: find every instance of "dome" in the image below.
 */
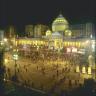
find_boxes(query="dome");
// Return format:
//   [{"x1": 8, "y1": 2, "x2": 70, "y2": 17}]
[
  {"x1": 52, "y1": 14, "x2": 69, "y2": 32},
  {"x1": 46, "y1": 30, "x2": 52, "y2": 36},
  {"x1": 65, "y1": 29, "x2": 72, "y2": 36}
]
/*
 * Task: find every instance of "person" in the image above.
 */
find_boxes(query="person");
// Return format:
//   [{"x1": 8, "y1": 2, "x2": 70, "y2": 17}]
[
  {"x1": 17, "y1": 68, "x2": 19, "y2": 72},
  {"x1": 7, "y1": 68, "x2": 10, "y2": 73},
  {"x1": 5, "y1": 73, "x2": 7, "y2": 79},
  {"x1": 62, "y1": 68, "x2": 64, "y2": 73},
  {"x1": 7, "y1": 68, "x2": 11, "y2": 78},
  {"x1": 57, "y1": 70, "x2": 59, "y2": 76},
  {"x1": 37, "y1": 66, "x2": 38, "y2": 70},
  {"x1": 52, "y1": 74, "x2": 55, "y2": 79},
  {"x1": 26, "y1": 68, "x2": 27, "y2": 72},
  {"x1": 69, "y1": 80, "x2": 72, "y2": 87},
  {"x1": 31, "y1": 82, "x2": 34, "y2": 87}
]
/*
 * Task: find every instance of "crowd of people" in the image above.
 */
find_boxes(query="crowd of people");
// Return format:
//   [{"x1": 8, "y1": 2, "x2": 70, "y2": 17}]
[{"x1": 4, "y1": 46, "x2": 91, "y2": 94}]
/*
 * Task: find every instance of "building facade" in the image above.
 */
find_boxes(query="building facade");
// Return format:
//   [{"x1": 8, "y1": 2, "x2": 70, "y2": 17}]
[
  {"x1": 70, "y1": 23, "x2": 95, "y2": 38},
  {"x1": 14, "y1": 14, "x2": 95, "y2": 53},
  {"x1": 5, "y1": 26, "x2": 16, "y2": 39},
  {"x1": 34, "y1": 24, "x2": 49, "y2": 38},
  {"x1": 0, "y1": 30, "x2": 4, "y2": 41},
  {"x1": 25, "y1": 25, "x2": 34, "y2": 37}
]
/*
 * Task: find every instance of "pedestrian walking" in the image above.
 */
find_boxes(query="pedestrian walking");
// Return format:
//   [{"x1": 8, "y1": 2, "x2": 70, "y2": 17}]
[
  {"x1": 37, "y1": 66, "x2": 38, "y2": 70},
  {"x1": 17, "y1": 68, "x2": 19, "y2": 72},
  {"x1": 26, "y1": 68, "x2": 27, "y2": 72},
  {"x1": 57, "y1": 70, "x2": 59, "y2": 77}
]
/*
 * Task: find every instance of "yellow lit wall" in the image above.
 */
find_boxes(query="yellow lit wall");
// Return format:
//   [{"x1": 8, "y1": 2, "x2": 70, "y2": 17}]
[
  {"x1": 17, "y1": 39, "x2": 46, "y2": 46},
  {"x1": 17, "y1": 38, "x2": 84, "y2": 49}
]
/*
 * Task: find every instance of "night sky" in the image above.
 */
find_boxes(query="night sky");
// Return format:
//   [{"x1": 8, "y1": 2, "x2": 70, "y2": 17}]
[{"x1": 0, "y1": 0, "x2": 95, "y2": 31}]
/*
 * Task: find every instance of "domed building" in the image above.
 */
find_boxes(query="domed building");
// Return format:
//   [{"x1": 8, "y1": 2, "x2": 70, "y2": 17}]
[
  {"x1": 16, "y1": 14, "x2": 95, "y2": 53},
  {"x1": 46, "y1": 29, "x2": 52, "y2": 36},
  {"x1": 52, "y1": 14, "x2": 69, "y2": 33},
  {"x1": 65, "y1": 29, "x2": 72, "y2": 37}
]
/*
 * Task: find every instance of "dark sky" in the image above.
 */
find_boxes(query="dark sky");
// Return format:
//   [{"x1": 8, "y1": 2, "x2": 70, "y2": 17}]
[{"x1": 0, "y1": 0, "x2": 95, "y2": 30}]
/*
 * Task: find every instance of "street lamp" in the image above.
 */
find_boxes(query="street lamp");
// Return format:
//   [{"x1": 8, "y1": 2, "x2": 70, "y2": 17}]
[
  {"x1": 3, "y1": 38, "x2": 7, "y2": 42},
  {"x1": 12, "y1": 52, "x2": 19, "y2": 81},
  {"x1": 4, "y1": 59, "x2": 8, "y2": 64}
]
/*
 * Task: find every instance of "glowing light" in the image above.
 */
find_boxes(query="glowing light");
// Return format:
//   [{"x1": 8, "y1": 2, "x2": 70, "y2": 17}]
[
  {"x1": 46, "y1": 30, "x2": 52, "y2": 36},
  {"x1": 91, "y1": 40, "x2": 95, "y2": 52},
  {"x1": 72, "y1": 47, "x2": 77, "y2": 53},
  {"x1": 13, "y1": 54, "x2": 19, "y2": 60},
  {"x1": 85, "y1": 40, "x2": 90, "y2": 44},
  {"x1": 68, "y1": 32, "x2": 71, "y2": 36},
  {"x1": 82, "y1": 66, "x2": 86, "y2": 74},
  {"x1": 67, "y1": 48, "x2": 71, "y2": 53},
  {"x1": 90, "y1": 34, "x2": 92, "y2": 38},
  {"x1": 64, "y1": 42, "x2": 67, "y2": 46},
  {"x1": 4, "y1": 38, "x2": 7, "y2": 42},
  {"x1": 4, "y1": 59, "x2": 8, "y2": 64},
  {"x1": 65, "y1": 30, "x2": 72, "y2": 36},
  {"x1": 88, "y1": 55, "x2": 94, "y2": 67},
  {"x1": 52, "y1": 14, "x2": 68, "y2": 32},
  {"x1": 0, "y1": 42, "x2": 4, "y2": 45},
  {"x1": 13, "y1": 49, "x2": 16, "y2": 52},
  {"x1": 3, "y1": 78, "x2": 6, "y2": 81},
  {"x1": 88, "y1": 67, "x2": 91, "y2": 75}
]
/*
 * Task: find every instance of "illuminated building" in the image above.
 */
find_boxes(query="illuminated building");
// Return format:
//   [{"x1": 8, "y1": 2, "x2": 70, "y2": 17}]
[
  {"x1": 17, "y1": 38, "x2": 46, "y2": 46},
  {"x1": 0, "y1": 30, "x2": 4, "y2": 41},
  {"x1": 65, "y1": 29, "x2": 72, "y2": 37},
  {"x1": 85, "y1": 23, "x2": 95, "y2": 37},
  {"x1": 82, "y1": 66, "x2": 86, "y2": 74},
  {"x1": 5, "y1": 26, "x2": 16, "y2": 38},
  {"x1": 34, "y1": 24, "x2": 49, "y2": 38},
  {"x1": 70, "y1": 23, "x2": 95, "y2": 37},
  {"x1": 25, "y1": 25, "x2": 34, "y2": 37},
  {"x1": 88, "y1": 67, "x2": 92, "y2": 75},
  {"x1": 46, "y1": 30, "x2": 52, "y2": 36},
  {"x1": 48, "y1": 32, "x2": 63, "y2": 49},
  {"x1": 12, "y1": 14, "x2": 95, "y2": 53},
  {"x1": 52, "y1": 14, "x2": 69, "y2": 36}
]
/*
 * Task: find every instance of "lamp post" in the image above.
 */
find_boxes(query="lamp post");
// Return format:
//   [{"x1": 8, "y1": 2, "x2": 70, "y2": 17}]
[{"x1": 12, "y1": 52, "x2": 18, "y2": 81}]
